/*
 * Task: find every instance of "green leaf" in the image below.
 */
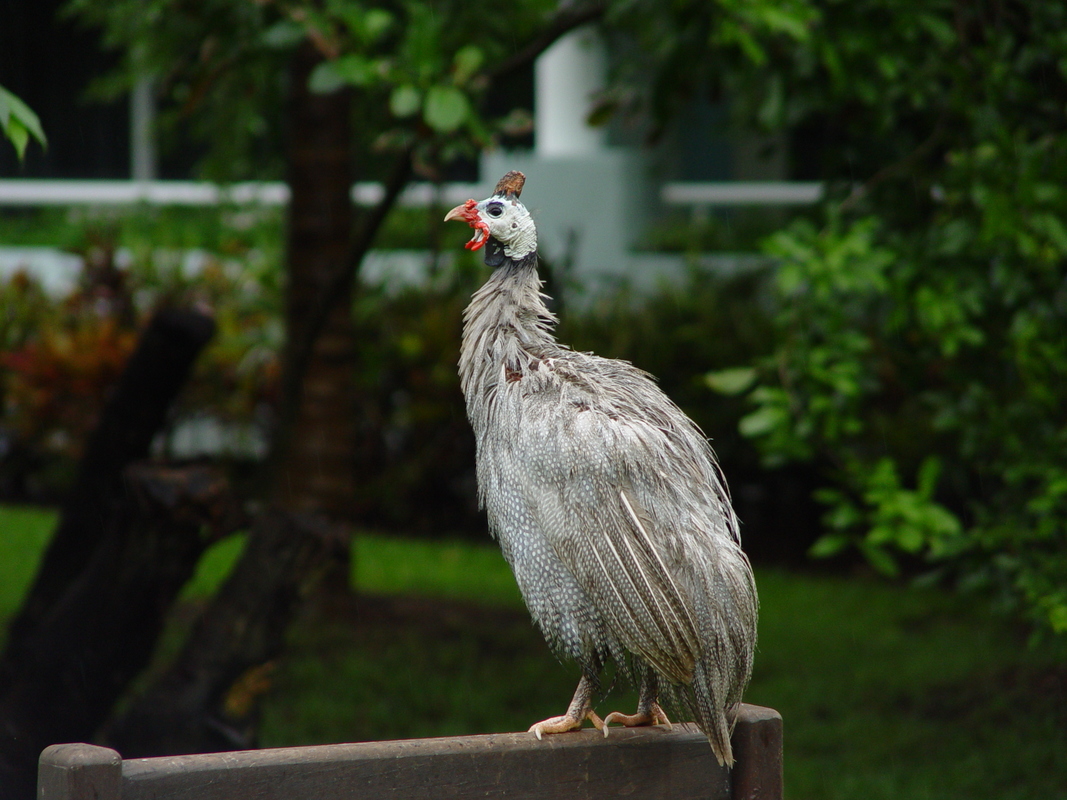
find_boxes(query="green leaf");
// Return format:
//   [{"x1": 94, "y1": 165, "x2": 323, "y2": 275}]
[
  {"x1": 261, "y1": 21, "x2": 305, "y2": 49},
  {"x1": 918, "y1": 12, "x2": 957, "y2": 47},
  {"x1": 895, "y1": 525, "x2": 925, "y2": 554},
  {"x1": 423, "y1": 85, "x2": 469, "y2": 133},
  {"x1": 739, "y1": 404, "x2": 787, "y2": 438},
  {"x1": 809, "y1": 532, "x2": 850, "y2": 559},
  {"x1": 309, "y1": 55, "x2": 377, "y2": 94},
  {"x1": 859, "y1": 541, "x2": 900, "y2": 577},
  {"x1": 308, "y1": 61, "x2": 347, "y2": 94},
  {"x1": 389, "y1": 85, "x2": 422, "y2": 118},
  {"x1": 823, "y1": 500, "x2": 862, "y2": 531},
  {"x1": 5, "y1": 118, "x2": 29, "y2": 160},
  {"x1": 0, "y1": 85, "x2": 46, "y2": 160},
  {"x1": 363, "y1": 9, "x2": 393, "y2": 42},
  {"x1": 333, "y1": 6, "x2": 392, "y2": 44},
  {"x1": 336, "y1": 54, "x2": 378, "y2": 86},
  {"x1": 916, "y1": 456, "x2": 942, "y2": 499},
  {"x1": 452, "y1": 45, "x2": 483, "y2": 84},
  {"x1": 752, "y1": 2, "x2": 818, "y2": 41},
  {"x1": 705, "y1": 366, "x2": 758, "y2": 395},
  {"x1": 1048, "y1": 603, "x2": 1067, "y2": 634}
]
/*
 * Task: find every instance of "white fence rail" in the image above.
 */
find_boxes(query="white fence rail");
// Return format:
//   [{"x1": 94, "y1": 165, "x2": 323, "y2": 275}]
[
  {"x1": 0, "y1": 179, "x2": 823, "y2": 208},
  {"x1": 662, "y1": 181, "x2": 823, "y2": 206},
  {"x1": 0, "y1": 180, "x2": 483, "y2": 208}
]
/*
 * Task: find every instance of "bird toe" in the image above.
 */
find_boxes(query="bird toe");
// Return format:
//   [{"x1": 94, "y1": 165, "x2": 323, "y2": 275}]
[{"x1": 603, "y1": 702, "x2": 673, "y2": 730}]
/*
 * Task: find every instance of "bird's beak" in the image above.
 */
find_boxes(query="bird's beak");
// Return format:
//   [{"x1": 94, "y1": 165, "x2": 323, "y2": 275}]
[
  {"x1": 445, "y1": 199, "x2": 490, "y2": 251},
  {"x1": 444, "y1": 201, "x2": 476, "y2": 224}
]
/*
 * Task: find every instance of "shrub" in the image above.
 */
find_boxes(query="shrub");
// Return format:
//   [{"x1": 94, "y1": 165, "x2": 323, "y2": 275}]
[{"x1": 713, "y1": 133, "x2": 1067, "y2": 637}]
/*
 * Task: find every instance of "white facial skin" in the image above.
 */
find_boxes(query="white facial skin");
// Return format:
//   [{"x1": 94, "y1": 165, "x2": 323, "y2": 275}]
[{"x1": 446, "y1": 195, "x2": 538, "y2": 260}]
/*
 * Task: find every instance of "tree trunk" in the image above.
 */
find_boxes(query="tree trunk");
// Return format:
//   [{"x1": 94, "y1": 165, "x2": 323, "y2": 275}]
[
  {"x1": 0, "y1": 461, "x2": 239, "y2": 800},
  {"x1": 102, "y1": 507, "x2": 345, "y2": 758},
  {"x1": 98, "y1": 45, "x2": 363, "y2": 761},
  {"x1": 0, "y1": 307, "x2": 216, "y2": 681},
  {"x1": 271, "y1": 40, "x2": 358, "y2": 519}
]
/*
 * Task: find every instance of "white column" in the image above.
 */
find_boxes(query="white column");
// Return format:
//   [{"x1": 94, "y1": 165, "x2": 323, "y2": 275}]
[{"x1": 534, "y1": 27, "x2": 606, "y2": 157}]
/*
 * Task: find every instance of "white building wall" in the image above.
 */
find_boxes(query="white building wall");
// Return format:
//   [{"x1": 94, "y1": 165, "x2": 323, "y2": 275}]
[{"x1": 534, "y1": 28, "x2": 606, "y2": 157}]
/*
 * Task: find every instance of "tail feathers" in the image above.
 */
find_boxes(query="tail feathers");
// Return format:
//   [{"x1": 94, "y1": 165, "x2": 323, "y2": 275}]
[{"x1": 689, "y1": 660, "x2": 736, "y2": 767}]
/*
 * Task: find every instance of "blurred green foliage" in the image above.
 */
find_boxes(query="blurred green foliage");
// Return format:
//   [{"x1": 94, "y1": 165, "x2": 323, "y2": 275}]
[
  {"x1": 706, "y1": 2, "x2": 1067, "y2": 638},
  {"x1": 639, "y1": 208, "x2": 814, "y2": 254},
  {"x1": 64, "y1": 0, "x2": 561, "y2": 181},
  {"x1": 0, "y1": 207, "x2": 284, "y2": 496}
]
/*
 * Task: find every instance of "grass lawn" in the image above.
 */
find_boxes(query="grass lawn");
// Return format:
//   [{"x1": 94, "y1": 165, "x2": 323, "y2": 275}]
[{"x1": 1, "y1": 503, "x2": 1064, "y2": 799}]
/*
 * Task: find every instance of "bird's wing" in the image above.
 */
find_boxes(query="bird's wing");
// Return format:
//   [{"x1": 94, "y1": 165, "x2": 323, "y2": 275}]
[{"x1": 517, "y1": 391, "x2": 706, "y2": 683}]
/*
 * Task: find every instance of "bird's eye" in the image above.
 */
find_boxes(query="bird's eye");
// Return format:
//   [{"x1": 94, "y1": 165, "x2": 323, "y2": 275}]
[{"x1": 486, "y1": 204, "x2": 504, "y2": 218}]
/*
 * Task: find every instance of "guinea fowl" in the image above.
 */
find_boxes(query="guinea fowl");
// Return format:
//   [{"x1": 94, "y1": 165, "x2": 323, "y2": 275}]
[{"x1": 445, "y1": 171, "x2": 758, "y2": 766}]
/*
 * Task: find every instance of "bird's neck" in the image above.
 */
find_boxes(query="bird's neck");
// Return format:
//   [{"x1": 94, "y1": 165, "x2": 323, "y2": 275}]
[{"x1": 459, "y1": 247, "x2": 558, "y2": 403}]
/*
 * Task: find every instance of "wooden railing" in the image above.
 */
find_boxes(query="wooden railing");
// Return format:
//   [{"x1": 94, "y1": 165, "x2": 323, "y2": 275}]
[{"x1": 38, "y1": 704, "x2": 781, "y2": 800}]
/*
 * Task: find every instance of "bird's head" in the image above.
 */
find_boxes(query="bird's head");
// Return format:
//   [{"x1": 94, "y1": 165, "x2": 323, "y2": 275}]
[{"x1": 444, "y1": 171, "x2": 537, "y2": 262}]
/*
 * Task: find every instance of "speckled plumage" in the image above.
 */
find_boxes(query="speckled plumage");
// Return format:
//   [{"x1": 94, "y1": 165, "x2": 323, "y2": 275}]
[{"x1": 450, "y1": 173, "x2": 758, "y2": 766}]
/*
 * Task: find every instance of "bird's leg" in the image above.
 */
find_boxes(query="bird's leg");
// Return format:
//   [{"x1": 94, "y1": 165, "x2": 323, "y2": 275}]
[
  {"x1": 528, "y1": 673, "x2": 605, "y2": 740},
  {"x1": 603, "y1": 669, "x2": 672, "y2": 733}
]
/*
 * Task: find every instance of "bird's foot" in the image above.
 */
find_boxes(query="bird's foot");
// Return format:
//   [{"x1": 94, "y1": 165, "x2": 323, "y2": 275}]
[
  {"x1": 602, "y1": 702, "x2": 673, "y2": 736},
  {"x1": 529, "y1": 709, "x2": 605, "y2": 740}
]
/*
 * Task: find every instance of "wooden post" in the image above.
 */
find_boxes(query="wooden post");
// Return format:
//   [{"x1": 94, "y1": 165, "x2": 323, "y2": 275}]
[
  {"x1": 731, "y1": 704, "x2": 784, "y2": 800},
  {"x1": 38, "y1": 704, "x2": 782, "y2": 800},
  {"x1": 37, "y1": 744, "x2": 122, "y2": 800}
]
